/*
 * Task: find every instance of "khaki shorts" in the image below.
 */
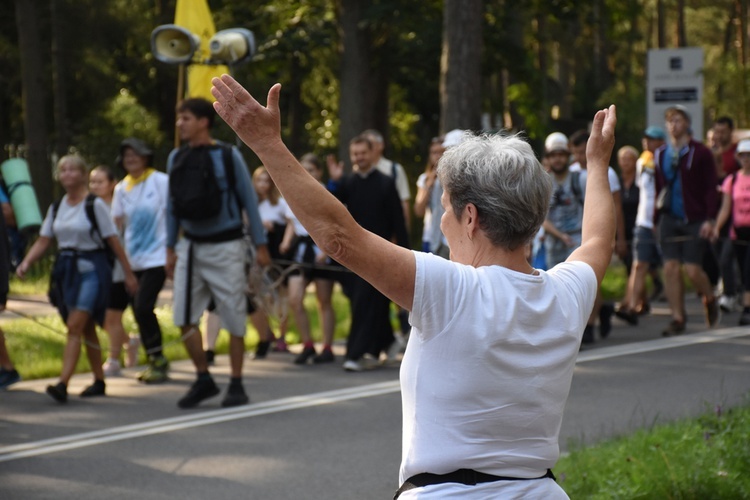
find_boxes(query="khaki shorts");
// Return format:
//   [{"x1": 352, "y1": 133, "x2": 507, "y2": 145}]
[{"x1": 172, "y1": 238, "x2": 248, "y2": 337}]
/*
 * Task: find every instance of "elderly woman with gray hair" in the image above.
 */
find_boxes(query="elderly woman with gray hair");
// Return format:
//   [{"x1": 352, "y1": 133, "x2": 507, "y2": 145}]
[{"x1": 211, "y1": 75, "x2": 616, "y2": 499}]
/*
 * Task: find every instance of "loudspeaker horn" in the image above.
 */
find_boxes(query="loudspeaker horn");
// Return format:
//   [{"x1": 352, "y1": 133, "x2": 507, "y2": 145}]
[
  {"x1": 208, "y1": 28, "x2": 256, "y2": 65},
  {"x1": 151, "y1": 24, "x2": 200, "y2": 65}
]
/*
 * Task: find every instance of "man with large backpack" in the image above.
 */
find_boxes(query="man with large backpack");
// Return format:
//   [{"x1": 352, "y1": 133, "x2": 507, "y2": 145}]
[{"x1": 166, "y1": 98, "x2": 270, "y2": 409}]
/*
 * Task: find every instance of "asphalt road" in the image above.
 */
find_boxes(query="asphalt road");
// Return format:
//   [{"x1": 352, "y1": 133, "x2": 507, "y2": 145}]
[{"x1": 1, "y1": 295, "x2": 750, "y2": 499}]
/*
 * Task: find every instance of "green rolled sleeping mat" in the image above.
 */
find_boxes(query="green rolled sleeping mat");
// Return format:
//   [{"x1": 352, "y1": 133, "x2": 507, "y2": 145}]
[{"x1": 1, "y1": 158, "x2": 43, "y2": 232}]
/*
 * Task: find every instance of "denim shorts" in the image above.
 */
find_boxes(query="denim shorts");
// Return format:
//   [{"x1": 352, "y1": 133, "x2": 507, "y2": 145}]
[
  {"x1": 73, "y1": 260, "x2": 101, "y2": 314},
  {"x1": 633, "y1": 226, "x2": 662, "y2": 265},
  {"x1": 657, "y1": 214, "x2": 706, "y2": 265}
]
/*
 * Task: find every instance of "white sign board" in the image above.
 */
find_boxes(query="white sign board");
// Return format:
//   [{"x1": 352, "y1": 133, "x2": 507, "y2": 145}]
[{"x1": 647, "y1": 47, "x2": 704, "y2": 140}]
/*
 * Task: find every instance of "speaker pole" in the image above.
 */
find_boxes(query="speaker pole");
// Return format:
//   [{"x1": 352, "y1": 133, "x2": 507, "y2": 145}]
[{"x1": 174, "y1": 64, "x2": 186, "y2": 148}]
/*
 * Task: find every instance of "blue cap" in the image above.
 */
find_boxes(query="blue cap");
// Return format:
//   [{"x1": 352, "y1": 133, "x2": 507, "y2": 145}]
[{"x1": 644, "y1": 126, "x2": 666, "y2": 140}]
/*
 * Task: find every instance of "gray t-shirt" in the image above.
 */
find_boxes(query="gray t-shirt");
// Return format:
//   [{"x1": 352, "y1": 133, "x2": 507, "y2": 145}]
[
  {"x1": 40, "y1": 195, "x2": 117, "y2": 251},
  {"x1": 547, "y1": 172, "x2": 584, "y2": 236}
]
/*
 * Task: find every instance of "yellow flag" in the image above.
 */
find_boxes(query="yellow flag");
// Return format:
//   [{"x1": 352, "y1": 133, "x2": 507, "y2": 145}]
[{"x1": 174, "y1": 0, "x2": 229, "y2": 101}]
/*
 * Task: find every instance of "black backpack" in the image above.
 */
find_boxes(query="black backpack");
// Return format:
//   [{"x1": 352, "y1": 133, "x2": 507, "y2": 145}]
[{"x1": 169, "y1": 143, "x2": 236, "y2": 221}]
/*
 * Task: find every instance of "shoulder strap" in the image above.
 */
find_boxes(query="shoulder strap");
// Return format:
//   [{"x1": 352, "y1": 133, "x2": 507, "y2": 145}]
[
  {"x1": 51, "y1": 199, "x2": 62, "y2": 223},
  {"x1": 570, "y1": 171, "x2": 583, "y2": 206},
  {"x1": 391, "y1": 161, "x2": 397, "y2": 179},
  {"x1": 221, "y1": 143, "x2": 240, "y2": 217},
  {"x1": 84, "y1": 193, "x2": 106, "y2": 247}
]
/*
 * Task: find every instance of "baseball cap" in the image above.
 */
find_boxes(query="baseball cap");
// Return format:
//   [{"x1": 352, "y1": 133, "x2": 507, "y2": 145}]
[
  {"x1": 737, "y1": 139, "x2": 750, "y2": 154},
  {"x1": 544, "y1": 132, "x2": 569, "y2": 154},
  {"x1": 644, "y1": 126, "x2": 666, "y2": 140},
  {"x1": 665, "y1": 105, "x2": 691, "y2": 123},
  {"x1": 442, "y1": 129, "x2": 466, "y2": 148},
  {"x1": 117, "y1": 137, "x2": 154, "y2": 169}
]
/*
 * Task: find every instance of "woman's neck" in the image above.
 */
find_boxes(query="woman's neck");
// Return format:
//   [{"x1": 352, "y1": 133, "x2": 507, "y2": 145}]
[{"x1": 66, "y1": 185, "x2": 88, "y2": 203}]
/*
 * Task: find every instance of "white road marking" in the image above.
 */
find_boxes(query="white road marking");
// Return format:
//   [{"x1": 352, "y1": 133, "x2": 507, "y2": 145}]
[{"x1": 2, "y1": 328, "x2": 748, "y2": 463}]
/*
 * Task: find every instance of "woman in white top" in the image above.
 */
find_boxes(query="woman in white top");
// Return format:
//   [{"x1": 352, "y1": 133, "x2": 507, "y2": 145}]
[
  {"x1": 17, "y1": 155, "x2": 137, "y2": 403},
  {"x1": 212, "y1": 75, "x2": 616, "y2": 499}
]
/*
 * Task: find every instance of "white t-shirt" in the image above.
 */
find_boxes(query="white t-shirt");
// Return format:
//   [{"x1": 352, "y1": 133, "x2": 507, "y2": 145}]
[
  {"x1": 111, "y1": 172, "x2": 168, "y2": 271},
  {"x1": 376, "y1": 156, "x2": 411, "y2": 201},
  {"x1": 258, "y1": 198, "x2": 289, "y2": 226},
  {"x1": 399, "y1": 253, "x2": 597, "y2": 497},
  {"x1": 40, "y1": 195, "x2": 117, "y2": 250},
  {"x1": 284, "y1": 203, "x2": 307, "y2": 236},
  {"x1": 570, "y1": 163, "x2": 621, "y2": 193},
  {"x1": 635, "y1": 157, "x2": 657, "y2": 229}
]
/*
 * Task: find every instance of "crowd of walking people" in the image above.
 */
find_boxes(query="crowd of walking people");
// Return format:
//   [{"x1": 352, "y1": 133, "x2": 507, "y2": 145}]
[{"x1": 0, "y1": 98, "x2": 747, "y2": 414}]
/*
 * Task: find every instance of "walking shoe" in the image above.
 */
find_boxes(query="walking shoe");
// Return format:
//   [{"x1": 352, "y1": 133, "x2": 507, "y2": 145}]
[
  {"x1": 137, "y1": 355, "x2": 169, "y2": 384},
  {"x1": 599, "y1": 303, "x2": 614, "y2": 338},
  {"x1": 662, "y1": 319, "x2": 686, "y2": 337},
  {"x1": 46, "y1": 382, "x2": 68, "y2": 403},
  {"x1": 126, "y1": 334, "x2": 140, "y2": 368},
  {"x1": 739, "y1": 308, "x2": 750, "y2": 326},
  {"x1": 614, "y1": 307, "x2": 638, "y2": 326},
  {"x1": 0, "y1": 368, "x2": 21, "y2": 389},
  {"x1": 581, "y1": 325, "x2": 595, "y2": 344},
  {"x1": 704, "y1": 297, "x2": 720, "y2": 328},
  {"x1": 177, "y1": 377, "x2": 220, "y2": 409},
  {"x1": 718, "y1": 294, "x2": 737, "y2": 313},
  {"x1": 80, "y1": 379, "x2": 106, "y2": 397},
  {"x1": 221, "y1": 384, "x2": 249, "y2": 407},
  {"x1": 313, "y1": 348, "x2": 335, "y2": 364},
  {"x1": 102, "y1": 358, "x2": 122, "y2": 377},
  {"x1": 343, "y1": 359, "x2": 363, "y2": 372},
  {"x1": 383, "y1": 336, "x2": 406, "y2": 364},
  {"x1": 294, "y1": 345, "x2": 317, "y2": 365},
  {"x1": 254, "y1": 341, "x2": 270, "y2": 359},
  {"x1": 205, "y1": 349, "x2": 215, "y2": 366},
  {"x1": 273, "y1": 338, "x2": 289, "y2": 352}
]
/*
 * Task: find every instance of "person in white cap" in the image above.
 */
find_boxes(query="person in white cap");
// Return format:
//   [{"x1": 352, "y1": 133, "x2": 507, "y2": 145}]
[
  {"x1": 542, "y1": 132, "x2": 584, "y2": 269},
  {"x1": 713, "y1": 139, "x2": 750, "y2": 325}
]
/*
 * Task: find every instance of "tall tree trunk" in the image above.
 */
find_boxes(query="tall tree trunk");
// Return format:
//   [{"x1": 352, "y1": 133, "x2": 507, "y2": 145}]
[
  {"x1": 51, "y1": 0, "x2": 71, "y2": 159},
  {"x1": 536, "y1": 12, "x2": 549, "y2": 131},
  {"x1": 336, "y1": 0, "x2": 376, "y2": 166},
  {"x1": 440, "y1": 0, "x2": 483, "y2": 133},
  {"x1": 15, "y1": 0, "x2": 53, "y2": 210},
  {"x1": 657, "y1": 0, "x2": 666, "y2": 48},
  {"x1": 676, "y1": 0, "x2": 688, "y2": 47}
]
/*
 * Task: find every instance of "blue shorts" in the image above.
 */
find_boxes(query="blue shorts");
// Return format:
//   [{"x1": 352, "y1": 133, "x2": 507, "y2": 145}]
[
  {"x1": 633, "y1": 226, "x2": 662, "y2": 265},
  {"x1": 658, "y1": 214, "x2": 706, "y2": 265}
]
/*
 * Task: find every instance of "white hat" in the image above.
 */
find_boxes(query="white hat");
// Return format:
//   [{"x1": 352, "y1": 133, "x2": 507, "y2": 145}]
[
  {"x1": 544, "y1": 132, "x2": 569, "y2": 154},
  {"x1": 443, "y1": 129, "x2": 466, "y2": 148},
  {"x1": 737, "y1": 139, "x2": 750, "y2": 154}
]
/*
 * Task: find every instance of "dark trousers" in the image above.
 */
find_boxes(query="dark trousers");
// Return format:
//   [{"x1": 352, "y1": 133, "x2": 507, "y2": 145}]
[
  {"x1": 345, "y1": 274, "x2": 393, "y2": 361},
  {"x1": 732, "y1": 228, "x2": 750, "y2": 293},
  {"x1": 132, "y1": 267, "x2": 166, "y2": 357}
]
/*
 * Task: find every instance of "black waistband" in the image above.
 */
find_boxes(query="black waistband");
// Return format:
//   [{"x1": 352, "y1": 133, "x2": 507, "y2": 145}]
[
  {"x1": 394, "y1": 468, "x2": 555, "y2": 499},
  {"x1": 184, "y1": 226, "x2": 244, "y2": 243}
]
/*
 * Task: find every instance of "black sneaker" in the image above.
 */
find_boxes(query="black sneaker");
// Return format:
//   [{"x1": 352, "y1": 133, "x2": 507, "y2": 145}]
[
  {"x1": 581, "y1": 325, "x2": 595, "y2": 344},
  {"x1": 661, "y1": 319, "x2": 686, "y2": 337},
  {"x1": 294, "y1": 346, "x2": 317, "y2": 365},
  {"x1": 80, "y1": 379, "x2": 106, "y2": 397},
  {"x1": 0, "y1": 368, "x2": 21, "y2": 389},
  {"x1": 221, "y1": 385, "x2": 249, "y2": 407},
  {"x1": 254, "y1": 341, "x2": 270, "y2": 359},
  {"x1": 739, "y1": 309, "x2": 750, "y2": 326},
  {"x1": 178, "y1": 377, "x2": 220, "y2": 409},
  {"x1": 313, "y1": 349, "x2": 335, "y2": 364},
  {"x1": 704, "y1": 297, "x2": 720, "y2": 328},
  {"x1": 46, "y1": 382, "x2": 68, "y2": 403},
  {"x1": 614, "y1": 307, "x2": 638, "y2": 326}
]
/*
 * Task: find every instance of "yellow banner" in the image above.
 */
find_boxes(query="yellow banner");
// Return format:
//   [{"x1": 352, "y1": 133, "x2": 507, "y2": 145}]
[{"x1": 174, "y1": 0, "x2": 229, "y2": 101}]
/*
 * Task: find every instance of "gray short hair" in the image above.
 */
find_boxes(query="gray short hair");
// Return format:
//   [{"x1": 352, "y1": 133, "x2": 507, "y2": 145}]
[{"x1": 437, "y1": 133, "x2": 552, "y2": 250}]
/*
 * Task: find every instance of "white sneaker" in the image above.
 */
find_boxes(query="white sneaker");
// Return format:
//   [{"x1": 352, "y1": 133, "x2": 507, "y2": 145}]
[
  {"x1": 383, "y1": 336, "x2": 406, "y2": 364},
  {"x1": 343, "y1": 360, "x2": 363, "y2": 372},
  {"x1": 719, "y1": 295, "x2": 737, "y2": 313},
  {"x1": 102, "y1": 358, "x2": 122, "y2": 377}
]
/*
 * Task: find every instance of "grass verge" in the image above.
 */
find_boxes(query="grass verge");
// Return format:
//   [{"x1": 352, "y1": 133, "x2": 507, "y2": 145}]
[
  {"x1": 3, "y1": 290, "x2": 354, "y2": 380},
  {"x1": 557, "y1": 402, "x2": 750, "y2": 499}
]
